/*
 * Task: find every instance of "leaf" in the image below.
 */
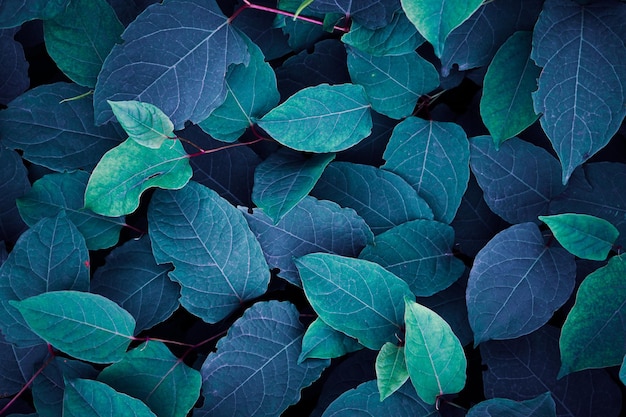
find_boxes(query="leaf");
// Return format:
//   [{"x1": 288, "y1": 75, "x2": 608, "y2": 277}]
[
  {"x1": 299, "y1": 318, "x2": 362, "y2": 364},
  {"x1": 480, "y1": 31, "x2": 541, "y2": 146},
  {"x1": 0, "y1": 0, "x2": 69, "y2": 28},
  {"x1": 98, "y1": 341, "x2": 201, "y2": 417},
  {"x1": 559, "y1": 254, "x2": 626, "y2": 377},
  {"x1": 11, "y1": 291, "x2": 135, "y2": 363},
  {"x1": 467, "y1": 223, "x2": 576, "y2": 345},
  {"x1": 94, "y1": 0, "x2": 249, "y2": 129},
  {"x1": 257, "y1": 83, "x2": 372, "y2": 153},
  {"x1": 346, "y1": 46, "x2": 439, "y2": 119},
  {"x1": 359, "y1": 219, "x2": 464, "y2": 297},
  {"x1": 0, "y1": 332, "x2": 48, "y2": 397},
  {"x1": 0, "y1": 214, "x2": 90, "y2": 347},
  {"x1": 108, "y1": 101, "x2": 174, "y2": 149},
  {"x1": 84, "y1": 138, "x2": 192, "y2": 217},
  {"x1": 531, "y1": 0, "x2": 626, "y2": 183},
  {"x1": 0, "y1": 82, "x2": 125, "y2": 171},
  {"x1": 311, "y1": 161, "x2": 433, "y2": 234},
  {"x1": 252, "y1": 149, "x2": 335, "y2": 223},
  {"x1": 63, "y1": 378, "x2": 156, "y2": 417},
  {"x1": 231, "y1": 6, "x2": 291, "y2": 61},
  {"x1": 308, "y1": 0, "x2": 401, "y2": 29},
  {"x1": 90, "y1": 236, "x2": 179, "y2": 333},
  {"x1": 376, "y1": 342, "x2": 409, "y2": 401},
  {"x1": 243, "y1": 196, "x2": 373, "y2": 287},
  {"x1": 469, "y1": 136, "x2": 565, "y2": 224},
  {"x1": 17, "y1": 171, "x2": 124, "y2": 250},
  {"x1": 401, "y1": 0, "x2": 483, "y2": 57},
  {"x1": 148, "y1": 181, "x2": 269, "y2": 323},
  {"x1": 382, "y1": 117, "x2": 470, "y2": 224},
  {"x1": 466, "y1": 393, "x2": 556, "y2": 417},
  {"x1": 197, "y1": 301, "x2": 329, "y2": 416},
  {"x1": 295, "y1": 253, "x2": 413, "y2": 350},
  {"x1": 0, "y1": 146, "x2": 29, "y2": 243},
  {"x1": 42, "y1": 0, "x2": 123, "y2": 88},
  {"x1": 0, "y1": 29, "x2": 29, "y2": 104}
]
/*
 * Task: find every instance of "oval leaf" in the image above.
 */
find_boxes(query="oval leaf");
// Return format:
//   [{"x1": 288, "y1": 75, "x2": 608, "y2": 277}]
[
  {"x1": 108, "y1": 100, "x2": 174, "y2": 149},
  {"x1": 376, "y1": 342, "x2": 409, "y2": 401},
  {"x1": 299, "y1": 317, "x2": 362, "y2": 364}
]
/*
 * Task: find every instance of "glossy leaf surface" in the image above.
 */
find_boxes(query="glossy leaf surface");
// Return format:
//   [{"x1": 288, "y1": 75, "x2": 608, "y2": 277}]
[
  {"x1": 108, "y1": 100, "x2": 174, "y2": 149},
  {"x1": 467, "y1": 393, "x2": 556, "y2": 417},
  {"x1": 299, "y1": 318, "x2": 362, "y2": 363},
  {"x1": 376, "y1": 342, "x2": 408, "y2": 401}
]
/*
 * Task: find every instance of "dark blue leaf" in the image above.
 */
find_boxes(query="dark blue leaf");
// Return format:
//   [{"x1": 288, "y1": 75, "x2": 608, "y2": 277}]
[
  {"x1": 309, "y1": 0, "x2": 401, "y2": 29},
  {"x1": 0, "y1": 146, "x2": 29, "y2": 243},
  {"x1": 0, "y1": 0, "x2": 70, "y2": 28},
  {"x1": 232, "y1": 7, "x2": 291, "y2": 60},
  {"x1": 336, "y1": 111, "x2": 395, "y2": 167},
  {"x1": 0, "y1": 332, "x2": 48, "y2": 397},
  {"x1": 0, "y1": 29, "x2": 29, "y2": 105},
  {"x1": 467, "y1": 393, "x2": 556, "y2": 417}
]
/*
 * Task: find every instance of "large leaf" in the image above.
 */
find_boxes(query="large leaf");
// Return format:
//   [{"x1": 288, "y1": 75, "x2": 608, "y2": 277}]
[
  {"x1": 532, "y1": 0, "x2": 626, "y2": 183},
  {"x1": 466, "y1": 393, "x2": 556, "y2": 417},
  {"x1": 375, "y1": 342, "x2": 409, "y2": 401},
  {"x1": 257, "y1": 83, "x2": 372, "y2": 153},
  {"x1": 295, "y1": 253, "x2": 413, "y2": 350},
  {"x1": 94, "y1": 0, "x2": 249, "y2": 129},
  {"x1": 231, "y1": 6, "x2": 291, "y2": 61},
  {"x1": 243, "y1": 196, "x2": 373, "y2": 287},
  {"x1": 11, "y1": 291, "x2": 135, "y2": 363},
  {"x1": 298, "y1": 318, "x2": 362, "y2": 363},
  {"x1": 382, "y1": 117, "x2": 470, "y2": 224},
  {"x1": 0, "y1": 82, "x2": 125, "y2": 171},
  {"x1": 43, "y1": 0, "x2": 123, "y2": 88},
  {"x1": 0, "y1": 146, "x2": 29, "y2": 243},
  {"x1": 0, "y1": 0, "x2": 69, "y2": 28},
  {"x1": 148, "y1": 181, "x2": 269, "y2": 323},
  {"x1": 84, "y1": 138, "x2": 192, "y2": 217},
  {"x1": 108, "y1": 100, "x2": 174, "y2": 149},
  {"x1": 197, "y1": 301, "x2": 329, "y2": 416},
  {"x1": 307, "y1": 0, "x2": 400, "y2": 29},
  {"x1": 0, "y1": 332, "x2": 48, "y2": 397},
  {"x1": 0, "y1": 29, "x2": 29, "y2": 104},
  {"x1": 467, "y1": 223, "x2": 576, "y2": 345},
  {"x1": 98, "y1": 341, "x2": 201, "y2": 417}
]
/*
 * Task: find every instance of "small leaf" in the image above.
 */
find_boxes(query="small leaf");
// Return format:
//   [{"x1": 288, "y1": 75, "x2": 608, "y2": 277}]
[
  {"x1": 376, "y1": 342, "x2": 409, "y2": 401},
  {"x1": 0, "y1": 146, "x2": 29, "y2": 243},
  {"x1": 466, "y1": 393, "x2": 556, "y2": 417},
  {"x1": 257, "y1": 83, "x2": 372, "y2": 153},
  {"x1": 539, "y1": 214, "x2": 618, "y2": 261},
  {"x1": 11, "y1": 291, "x2": 135, "y2": 364},
  {"x1": 108, "y1": 100, "x2": 174, "y2": 149},
  {"x1": 299, "y1": 318, "x2": 362, "y2": 364},
  {"x1": 84, "y1": 138, "x2": 192, "y2": 217},
  {"x1": 295, "y1": 253, "x2": 413, "y2": 350},
  {"x1": 404, "y1": 299, "x2": 467, "y2": 405}
]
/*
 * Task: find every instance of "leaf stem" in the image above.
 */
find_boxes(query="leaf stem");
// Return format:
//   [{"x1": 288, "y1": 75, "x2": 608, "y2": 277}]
[{"x1": 185, "y1": 137, "x2": 267, "y2": 159}]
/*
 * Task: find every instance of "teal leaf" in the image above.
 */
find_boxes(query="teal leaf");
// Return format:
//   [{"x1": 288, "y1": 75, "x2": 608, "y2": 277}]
[
  {"x1": 11, "y1": 291, "x2": 135, "y2": 363},
  {"x1": 469, "y1": 136, "x2": 565, "y2": 224},
  {"x1": 108, "y1": 100, "x2": 174, "y2": 149},
  {"x1": 480, "y1": 31, "x2": 541, "y2": 146},
  {"x1": 17, "y1": 171, "x2": 124, "y2": 250},
  {"x1": 307, "y1": 0, "x2": 400, "y2": 29},
  {"x1": 0, "y1": 82, "x2": 124, "y2": 171},
  {"x1": 0, "y1": 332, "x2": 48, "y2": 397},
  {"x1": 295, "y1": 253, "x2": 413, "y2": 349},
  {"x1": 383, "y1": 117, "x2": 470, "y2": 224},
  {"x1": 359, "y1": 219, "x2": 464, "y2": 297},
  {"x1": 312, "y1": 161, "x2": 433, "y2": 234},
  {"x1": 621, "y1": 355, "x2": 626, "y2": 386},
  {"x1": 257, "y1": 83, "x2": 372, "y2": 153},
  {"x1": 298, "y1": 318, "x2": 362, "y2": 363},
  {"x1": 94, "y1": 0, "x2": 249, "y2": 129},
  {"x1": 148, "y1": 182, "x2": 269, "y2": 323},
  {"x1": 243, "y1": 196, "x2": 373, "y2": 287},
  {"x1": 252, "y1": 149, "x2": 335, "y2": 223},
  {"x1": 346, "y1": 47, "x2": 439, "y2": 119},
  {"x1": 559, "y1": 254, "x2": 626, "y2": 377},
  {"x1": 43, "y1": 0, "x2": 123, "y2": 88},
  {"x1": 63, "y1": 378, "x2": 156, "y2": 417},
  {"x1": 84, "y1": 138, "x2": 192, "y2": 217},
  {"x1": 275, "y1": 14, "x2": 325, "y2": 52},
  {"x1": 404, "y1": 299, "x2": 467, "y2": 405},
  {"x1": 532, "y1": 0, "x2": 626, "y2": 183},
  {"x1": 197, "y1": 301, "x2": 329, "y2": 416},
  {"x1": 0, "y1": 214, "x2": 90, "y2": 347},
  {"x1": 376, "y1": 342, "x2": 409, "y2": 401},
  {"x1": 0, "y1": 146, "x2": 29, "y2": 243},
  {"x1": 401, "y1": 0, "x2": 483, "y2": 56},
  {"x1": 0, "y1": 29, "x2": 29, "y2": 104},
  {"x1": 467, "y1": 223, "x2": 576, "y2": 345},
  {"x1": 467, "y1": 393, "x2": 556, "y2": 417},
  {"x1": 90, "y1": 236, "x2": 179, "y2": 333},
  {"x1": 0, "y1": 0, "x2": 69, "y2": 28},
  {"x1": 98, "y1": 341, "x2": 201, "y2": 417}
]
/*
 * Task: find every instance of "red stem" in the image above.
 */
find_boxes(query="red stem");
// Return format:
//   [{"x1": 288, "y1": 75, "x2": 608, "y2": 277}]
[{"x1": 186, "y1": 137, "x2": 267, "y2": 159}]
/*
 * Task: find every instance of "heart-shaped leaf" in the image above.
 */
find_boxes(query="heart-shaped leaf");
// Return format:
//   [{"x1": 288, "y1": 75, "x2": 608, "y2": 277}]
[{"x1": 108, "y1": 100, "x2": 174, "y2": 149}]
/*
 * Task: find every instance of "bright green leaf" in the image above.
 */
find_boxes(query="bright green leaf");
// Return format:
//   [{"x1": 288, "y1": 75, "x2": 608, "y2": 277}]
[
  {"x1": 298, "y1": 318, "x2": 362, "y2": 364},
  {"x1": 376, "y1": 342, "x2": 409, "y2": 401},
  {"x1": 108, "y1": 100, "x2": 174, "y2": 149},
  {"x1": 466, "y1": 392, "x2": 556, "y2": 417}
]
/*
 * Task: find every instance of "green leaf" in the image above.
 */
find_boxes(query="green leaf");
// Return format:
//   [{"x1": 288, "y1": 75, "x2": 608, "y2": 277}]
[
  {"x1": 467, "y1": 392, "x2": 556, "y2": 417},
  {"x1": 84, "y1": 138, "x2": 192, "y2": 217},
  {"x1": 376, "y1": 342, "x2": 409, "y2": 401},
  {"x1": 107, "y1": 100, "x2": 174, "y2": 149},
  {"x1": 257, "y1": 83, "x2": 372, "y2": 153},
  {"x1": 63, "y1": 378, "x2": 156, "y2": 417},
  {"x1": 404, "y1": 299, "x2": 467, "y2": 405},
  {"x1": 148, "y1": 181, "x2": 269, "y2": 323},
  {"x1": 346, "y1": 47, "x2": 438, "y2": 119},
  {"x1": 252, "y1": 148, "x2": 335, "y2": 223},
  {"x1": 298, "y1": 318, "x2": 362, "y2": 364},
  {"x1": 0, "y1": 146, "x2": 29, "y2": 243},
  {"x1": 539, "y1": 214, "x2": 618, "y2": 261},
  {"x1": 98, "y1": 341, "x2": 201, "y2": 417},
  {"x1": 11, "y1": 291, "x2": 135, "y2": 363},
  {"x1": 559, "y1": 254, "x2": 626, "y2": 377},
  {"x1": 43, "y1": 0, "x2": 123, "y2": 88},
  {"x1": 0, "y1": 0, "x2": 69, "y2": 28},
  {"x1": 480, "y1": 31, "x2": 541, "y2": 146},
  {"x1": 401, "y1": 0, "x2": 483, "y2": 56},
  {"x1": 383, "y1": 117, "x2": 470, "y2": 224},
  {"x1": 359, "y1": 219, "x2": 464, "y2": 297},
  {"x1": 295, "y1": 253, "x2": 413, "y2": 350}
]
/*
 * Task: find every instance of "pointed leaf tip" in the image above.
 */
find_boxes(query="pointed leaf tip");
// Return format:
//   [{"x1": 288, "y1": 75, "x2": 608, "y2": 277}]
[{"x1": 108, "y1": 100, "x2": 174, "y2": 149}]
